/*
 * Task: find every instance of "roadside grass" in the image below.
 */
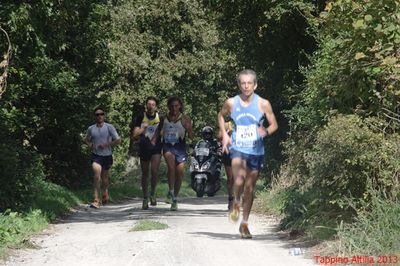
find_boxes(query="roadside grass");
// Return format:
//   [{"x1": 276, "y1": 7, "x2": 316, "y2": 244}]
[
  {"x1": 335, "y1": 190, "x2": 400, "y2": 256},
  {"x1": 255, "y1": 183, "x2": 400, "y2": 257},
  {"x1": 130, "y1": 220, "x2": 169, "y2": 232},
  {"x1": 255, "y1": 186, "x2": 338, "y2": 241},
  {"x1": 0, "y1": 210, "x2": 47, "y2": 258},
  {"x1": 0, "y1": 179, "x2": 78, "y2": 259}
]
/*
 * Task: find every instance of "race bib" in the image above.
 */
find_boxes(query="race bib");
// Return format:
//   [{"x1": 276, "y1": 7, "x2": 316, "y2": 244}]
[
  {"x1": 144, "y1": 125, "x2": 157, "y2": 140},
  {"x1": 165, "y1": 130, "x2": 179, "y2": 145},
  {"x1": 235, "y1": 125, "x2": 257, "y2": 148}
]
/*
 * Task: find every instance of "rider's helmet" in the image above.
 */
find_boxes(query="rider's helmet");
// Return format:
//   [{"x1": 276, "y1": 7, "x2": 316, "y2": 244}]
[{"x1": 201, "y1": 126, "x2": 214, "y2": 141}]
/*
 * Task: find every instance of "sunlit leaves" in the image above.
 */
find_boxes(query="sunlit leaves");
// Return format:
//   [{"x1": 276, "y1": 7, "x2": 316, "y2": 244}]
[
  {"x1": 108, "y1": 0, "x2": 235, "y2": 132},
  {"x1": 299, "y1": 0, "x2": 400, "y2": 126}
]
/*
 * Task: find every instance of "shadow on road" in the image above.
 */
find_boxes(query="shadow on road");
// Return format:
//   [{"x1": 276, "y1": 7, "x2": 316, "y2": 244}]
[
  {"x1": 187, "y1": 231, "x2": 281, "y2": 241},
  {"x1": 56, "y1": 196, "x2": 230, "y2": 224}
]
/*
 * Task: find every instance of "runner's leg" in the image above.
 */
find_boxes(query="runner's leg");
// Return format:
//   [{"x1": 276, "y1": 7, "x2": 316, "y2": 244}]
[
  {"x1": 164, "y1": 152, "x2": 176, "y2": 197},
  {"x1": 174, "y1": 162, "x2": 185, "y2": 197},
  {"x1": 92, "y1": 162, "x2": 102, "y2": 203},
  {"x1": 140, "y1": 159, "x2": 150, "y2": 198},
  {"x1": 231, "y1": 157, "x2": 246, "y2": 201},
  {"x1": 241, "y1": 169, "x2": 259, "y2": 222},
  {"x1": 101, "y1": 168, "x2": 110, "y2": 204},
  {"x1": 150, "y1": 154, "x2": 161, "y2": 196}
]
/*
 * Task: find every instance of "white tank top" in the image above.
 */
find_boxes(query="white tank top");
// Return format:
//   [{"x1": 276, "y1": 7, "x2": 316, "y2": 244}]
[{"x1": 162, "y1": 115, "x2": 186, "y2": 145}]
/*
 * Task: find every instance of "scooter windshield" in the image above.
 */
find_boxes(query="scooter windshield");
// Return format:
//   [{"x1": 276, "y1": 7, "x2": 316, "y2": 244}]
[{"x1": 194, "y1": 140, "x2": 211, "y2": 161}]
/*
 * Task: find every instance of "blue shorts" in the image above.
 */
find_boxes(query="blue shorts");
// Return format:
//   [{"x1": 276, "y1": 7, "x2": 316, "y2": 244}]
[
  {"x1": 163, "y1": 143, "x2": 187, "y2": 165},
  {"x1": 221, "y1": 152, "x2": 232, "y2": 167},
  {"x1": 230, "y1": 150, "x2": 264, "y2": 171},
  {"x1": 91, "y1": 153, "x2": 113, "y2": 170}
]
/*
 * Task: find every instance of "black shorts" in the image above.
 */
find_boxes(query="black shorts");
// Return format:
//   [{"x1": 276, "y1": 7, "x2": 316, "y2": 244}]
[
  {"x1": 139, "y1": 142, "x2": 162, "y2": 161},
  {"x1": 91, "y1": 153, "x2": 113, "y2": 170},
  {"x1": 221, "y1": 152, "x2": 232, "y2": 167}
]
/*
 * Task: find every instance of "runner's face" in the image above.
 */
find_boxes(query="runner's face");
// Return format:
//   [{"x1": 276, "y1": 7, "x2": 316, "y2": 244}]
[
  {"x1": 168, "y1": 100, "x2": 181, "y2": 116},
  {"x1": 146, "y1": 100, "x2": 157, "y2": 114},
  {"x1": 94, "y1": 110, "x2": 105, "y2": 123},
  {"x1": 238, "y1": 74, "x2": 257, "y2": 97}
]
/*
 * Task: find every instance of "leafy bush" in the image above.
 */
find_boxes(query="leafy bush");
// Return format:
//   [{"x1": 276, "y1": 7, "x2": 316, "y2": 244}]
[
  {"x1": 273, "y1": 115, "x2": 399, "y2": 241},
  {"x1": 306, "y1": 115, "x2": 383, "y2": 204},
  {"x1": 0, "y1": 210, "x2": 48, "y2": 257},
  {"x1": 0, "y1": 111, "x2": 45, "y2": 211},
  {"x1": 300, "y1": 0, "x2": 400, "y2": 123}
]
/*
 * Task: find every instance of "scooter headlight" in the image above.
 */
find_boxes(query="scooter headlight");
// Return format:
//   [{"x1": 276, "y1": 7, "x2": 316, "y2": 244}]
[
  {"x1": 200, "y1": 161, "x2": 211, "y2": 171},
  {"x1": 191, "y1": 158, "x2": 200, "y2": 171}
]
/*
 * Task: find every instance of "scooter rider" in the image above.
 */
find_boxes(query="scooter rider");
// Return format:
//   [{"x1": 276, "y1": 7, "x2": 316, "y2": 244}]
[{"x1": 200, "y1": 126, "x2": 221, "y2": 155}]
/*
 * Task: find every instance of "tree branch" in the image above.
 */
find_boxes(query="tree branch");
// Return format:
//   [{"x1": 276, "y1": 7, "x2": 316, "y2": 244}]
[{"x1": 0, "y1": 25, "x2": 12, "y2": 99}]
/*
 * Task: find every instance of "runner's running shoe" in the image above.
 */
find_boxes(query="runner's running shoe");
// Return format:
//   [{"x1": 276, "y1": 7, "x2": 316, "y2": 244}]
[
  {"x1": 170, "y1": 200, "x2": 178, "y2": 211},
  {"x1": 228, "y1": 196, "x2": 234, "y2": 211},
  {"x1": 90, "y1": 200, "x2": 100, "y2": 209},
  {"x1": 102, "y1": 191, "x2": 108, "y2": 205},
  {"x1": 165, "y1": 191, "x2": 172, "y2": 204},
  {"x1": 229, "y1": 202, "x2": 240, "y2": 222},
  {"x1": 239, "y1": 223, "x2": 252, "y2": 239},
  {"x1": 150, "y1": 194, "x2": 157, "y2": 206},
  {"x1": 142, "y1": 198, "x2": 149, "y2": 210}
]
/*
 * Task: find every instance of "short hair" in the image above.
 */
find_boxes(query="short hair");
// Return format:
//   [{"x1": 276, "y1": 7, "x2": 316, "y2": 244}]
[
  {"x1": 94, "y1": 106, "x2": 106, "y2": 114},
  {"x1": 236, "y1": 69, "x2": 257, "y2": 85},
  {"x1": 146, "y1": 96, "x2": 159, "y2": 106},
  {"x1": 167, "y1": 96, "x2": 183, "y2": 112}
]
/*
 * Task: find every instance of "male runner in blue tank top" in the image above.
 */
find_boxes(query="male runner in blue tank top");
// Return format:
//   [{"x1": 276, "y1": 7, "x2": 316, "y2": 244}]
[{"x1": 218, "y1": 69, "x2": 278, "y2": 238}]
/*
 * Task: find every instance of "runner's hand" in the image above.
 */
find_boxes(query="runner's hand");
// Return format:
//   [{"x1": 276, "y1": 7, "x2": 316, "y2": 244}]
[
  {"x1": 97, "y1": 143, "x2": 109, "y2": 149},
  {"x1": 182, "y1": 118, "x2": 192, "y2": 130},
  {"x1": 221, "y1": 136, "x2": 231, "y2": 154},
  {"x1": 258, "y1": 126, "x2": 269, "y2": 138}
]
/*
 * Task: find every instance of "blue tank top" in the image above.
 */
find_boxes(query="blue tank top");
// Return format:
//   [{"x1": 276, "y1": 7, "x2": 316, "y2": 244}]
[{"x1": 230, "y1": 94, "x2": 264, "y2": 155}]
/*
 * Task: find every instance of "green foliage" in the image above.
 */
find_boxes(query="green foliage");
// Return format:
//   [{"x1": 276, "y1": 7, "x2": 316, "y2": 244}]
[
  {"x1": 306, "y1": 115, "x2": 384, "y2": 202},
  {"x1": 0, "y1": 109, "x2": 45, "y2": 211},
  {"x1": 272, "y1": 115, "x2": 399, "y2": 243},
  {"x1": 0, "y1": 1, "x2": 113, "y2": 187},
  {"x1": 0, "y1": 210, "x2": 48, "y2": 257},
  {"x1": 31, "y1": 179, "x2": 80, "y2": 220},
  {"x1": 108, "y1": 0, "x2": 235, "y2": 135},
  {"x1": 298, "y1": 0, "x2": 400, "y2": 128},
  {"x1": 336, "y1": 187, "x2": 400, "y2": 256},
  {"x1": 276, "y1": 0, "x2": 400, "y2": 249}
]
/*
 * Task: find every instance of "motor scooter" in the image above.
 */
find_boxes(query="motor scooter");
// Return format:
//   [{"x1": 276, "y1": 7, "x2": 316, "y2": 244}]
[{"x1": 189, "y1": 139, "x2": 222, "y2": 197}]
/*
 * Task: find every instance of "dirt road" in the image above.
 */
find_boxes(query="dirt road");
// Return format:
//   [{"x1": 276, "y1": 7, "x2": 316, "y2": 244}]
[{"x1": 4, "y1": 196, "x2": 314, "y2": 266}]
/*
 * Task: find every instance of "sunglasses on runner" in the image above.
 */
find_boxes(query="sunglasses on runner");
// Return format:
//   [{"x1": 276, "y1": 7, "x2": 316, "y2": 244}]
[{"x1": 95, "y1": 113, "x2": 105, "y2": 116}]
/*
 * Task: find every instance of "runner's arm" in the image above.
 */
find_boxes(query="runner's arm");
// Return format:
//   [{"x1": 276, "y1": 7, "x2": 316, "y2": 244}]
[
  {"x1": 107, "y1": 138, "x2": 121, "y2": 148},
  {"x1": 130, "y1": 114, "x2": 144, "y2": 139},
  {"x1": 218, "y1": 98, "x2": 233, "y2": 153},
  {"x1": 132, "y1": 126, "x2": 145, "y2": 139},
  {"x1": 151, "y1": 115, "x2": 164, "y2": 145},
  {"x1": 84, "y1": 129, "x2": 94, "y2": 149},
  {"x1": 260, "y1": 99, "x2": 278, "y2": 137},
  {"x1": 182, "y1": 115, "x2": 194, "y2": 140}
]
